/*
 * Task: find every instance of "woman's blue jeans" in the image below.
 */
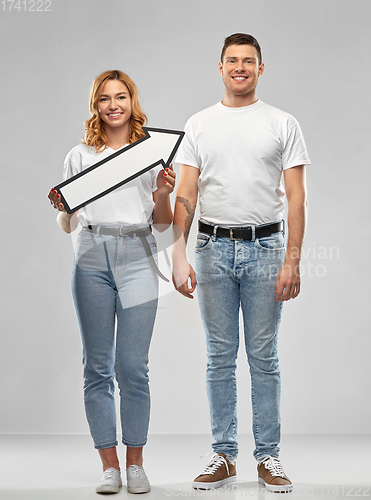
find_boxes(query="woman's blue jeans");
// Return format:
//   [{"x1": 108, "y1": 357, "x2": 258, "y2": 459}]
[
  {"x1": 71, "y1": 228, "x2": 158, "y2": 449},
  {"x1": 195, "y1": 229, "x2": 285, "y2": 461}
]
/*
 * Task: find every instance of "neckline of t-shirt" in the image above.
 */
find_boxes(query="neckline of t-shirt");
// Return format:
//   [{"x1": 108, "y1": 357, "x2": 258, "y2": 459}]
[
  {"x1": 107, "y1": 143, "x2": 129, "y2": 152},
  {"x1": 216, "y1": 99, "x2": 263, "y2": 113}
]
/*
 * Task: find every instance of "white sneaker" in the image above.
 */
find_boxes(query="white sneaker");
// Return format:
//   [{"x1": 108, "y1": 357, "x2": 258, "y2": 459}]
[
  {"x1": 96, "y1": 467, "x2": 122, "y2": 494},
  {"x1": 126, "y1": 464, "x2": 150, "y2": 494}
]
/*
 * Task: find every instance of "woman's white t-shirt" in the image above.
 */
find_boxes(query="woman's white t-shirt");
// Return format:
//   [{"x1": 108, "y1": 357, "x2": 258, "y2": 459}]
[{"x1": 63, "y1": 143, "x2": 160, "y2": 227}]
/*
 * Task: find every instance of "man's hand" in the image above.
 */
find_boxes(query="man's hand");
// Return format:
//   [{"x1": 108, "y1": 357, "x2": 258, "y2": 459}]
[
  {"x1": 276, "y1": 259, "x2": 301, "y2": 302},
  {"x1": 172, "y1": 260, "x2": 197, "y2": 299}
]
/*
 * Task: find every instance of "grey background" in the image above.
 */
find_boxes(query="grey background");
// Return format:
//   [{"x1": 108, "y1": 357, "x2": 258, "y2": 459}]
[{"x1": 1, "y1": 0, "x2": 370, "y2": 438}]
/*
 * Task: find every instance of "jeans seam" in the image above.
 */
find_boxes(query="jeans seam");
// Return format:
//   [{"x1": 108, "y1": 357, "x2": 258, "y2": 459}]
[{"x1": 251, "y1": 379, "x2": 259, "y2": 445}]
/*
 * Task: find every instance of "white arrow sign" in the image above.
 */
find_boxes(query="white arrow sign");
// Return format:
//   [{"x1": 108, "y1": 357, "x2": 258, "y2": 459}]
[{"x1": 54, "y1": 127, "x2": 184, "y2": 214}]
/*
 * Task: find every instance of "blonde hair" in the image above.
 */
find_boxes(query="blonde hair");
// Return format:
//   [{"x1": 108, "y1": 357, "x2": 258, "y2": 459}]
[{"x1": 83, "y1": 70, "x2": 147, "y2": 152}]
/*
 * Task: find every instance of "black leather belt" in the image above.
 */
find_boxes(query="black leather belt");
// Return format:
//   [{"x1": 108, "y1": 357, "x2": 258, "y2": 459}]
[
  {"x1": 198, "y1": 220, "x2": 283, "y2": 240},
  {"x1": 83, "y1": 225, "x2": 169, "y2": 282}
]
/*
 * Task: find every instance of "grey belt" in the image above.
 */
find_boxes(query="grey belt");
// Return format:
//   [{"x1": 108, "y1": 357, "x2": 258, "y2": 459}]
[{"x1": 84, "y1": 225, "x2": 169, "y2": 282}]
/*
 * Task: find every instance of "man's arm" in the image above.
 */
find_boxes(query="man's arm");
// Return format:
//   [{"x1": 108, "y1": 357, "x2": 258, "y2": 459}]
[
  {"x1": 276, "y1": 165, "x2": 308, "y2": 302},
  {"x1": 172, "y1": 164, "x2": 200, "y2": 299}
]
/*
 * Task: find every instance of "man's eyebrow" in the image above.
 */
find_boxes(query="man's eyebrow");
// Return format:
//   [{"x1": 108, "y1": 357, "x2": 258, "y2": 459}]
[{"x1": 226, "y1": 56, "x2": 256, "y2": 60}]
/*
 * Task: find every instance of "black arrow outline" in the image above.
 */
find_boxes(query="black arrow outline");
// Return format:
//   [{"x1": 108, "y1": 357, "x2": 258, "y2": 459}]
[{"x1": 54, "y1": 127, "x2": 185, "y2": 214}]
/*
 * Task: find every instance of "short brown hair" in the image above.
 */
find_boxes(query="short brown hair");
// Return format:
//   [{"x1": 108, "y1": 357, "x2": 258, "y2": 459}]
[{"x1": 221, "y1": 33, "x2": 262, "y2": 65}]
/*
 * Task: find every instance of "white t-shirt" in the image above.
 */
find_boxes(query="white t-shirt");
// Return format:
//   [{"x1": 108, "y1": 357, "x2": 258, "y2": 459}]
[
  {"x1": 63, "y1": 143, "x2": 161, "y2": 227},
  {"x1": 175, "y1": 100, "x2": 311, "y2": 226}
]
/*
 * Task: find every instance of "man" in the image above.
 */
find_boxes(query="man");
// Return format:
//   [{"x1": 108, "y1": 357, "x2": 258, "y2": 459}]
[{"x1": 172, "y1": 33, "x2": 310, "y2": 493}]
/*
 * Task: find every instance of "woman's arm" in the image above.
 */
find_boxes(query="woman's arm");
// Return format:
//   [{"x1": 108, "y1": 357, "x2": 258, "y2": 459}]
[
  {"x1": 152, "y1": 165, "x2": 176, "y2": 232},
  {"x1": 48, "y1": 188, "x2": 79, "y2": 233}
]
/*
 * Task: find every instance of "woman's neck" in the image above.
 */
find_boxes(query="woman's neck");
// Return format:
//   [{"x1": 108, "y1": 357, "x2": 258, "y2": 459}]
[{"x1": 105, "y1": 125, "x2": 130, "y2": 150}]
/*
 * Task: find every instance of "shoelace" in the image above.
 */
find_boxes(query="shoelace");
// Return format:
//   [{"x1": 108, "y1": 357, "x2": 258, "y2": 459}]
[
  {"x1": 128, "y1": 465, "x2": 144, "y2": 478},
  {"x1": 104, "y1": 468, "x2": 118, "y2": 479},
  {"x1": 261, "y1": 456, "x2": 285, "y2": 478},
  {"x1": 201, "y1": 453, "x2": 230, "y2": 476}
]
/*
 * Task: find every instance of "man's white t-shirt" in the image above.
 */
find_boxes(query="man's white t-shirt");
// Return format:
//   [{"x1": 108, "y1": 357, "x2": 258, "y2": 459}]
[
  {"x1": 175, "y1": 100, "x2": 311, "y2": 226},
  {"x1": 63, "y1": 143, "x2": 160, "y2": 227}
]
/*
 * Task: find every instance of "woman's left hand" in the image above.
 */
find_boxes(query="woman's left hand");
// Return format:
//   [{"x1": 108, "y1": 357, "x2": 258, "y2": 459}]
[{"x1": 156, "y1": 163, "x2": 176, "y2": 195}]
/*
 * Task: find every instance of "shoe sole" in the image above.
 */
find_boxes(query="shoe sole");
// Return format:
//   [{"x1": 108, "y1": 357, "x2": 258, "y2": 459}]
[
  {"x1": 193, "y1": 475, "x2": 236, "y2": 490},
  {"x1": 258, "y1": 477, "x2": 293, "y2": 493},
  {"x1": 96, "y1": 485, "x2": 121, "y2": 494},
  {"x1": 127, "y1": 485, "x2": 151, "y2": 494}
]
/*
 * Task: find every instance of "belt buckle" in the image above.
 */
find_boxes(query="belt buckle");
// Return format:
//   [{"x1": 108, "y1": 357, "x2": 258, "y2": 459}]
[
  {"x1": 119, "y1": 226, "x2": 127, "y2": 236},
  {"x1": 229, "y1": 228, "x2": 239, "y2": 240}
]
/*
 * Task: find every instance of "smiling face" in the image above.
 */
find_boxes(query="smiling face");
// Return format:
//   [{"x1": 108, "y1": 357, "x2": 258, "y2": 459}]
[
  {"x1": 218, "y1": 44, "x2": 264, "y2": 106},
  {"x1": 97, "y1": 79, "x2": 132, "y2": 134}
]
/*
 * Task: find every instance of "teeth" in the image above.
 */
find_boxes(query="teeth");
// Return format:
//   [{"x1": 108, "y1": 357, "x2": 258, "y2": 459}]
[{"x1": 109, "y1": 113, "x2": 121, "y2": 116}]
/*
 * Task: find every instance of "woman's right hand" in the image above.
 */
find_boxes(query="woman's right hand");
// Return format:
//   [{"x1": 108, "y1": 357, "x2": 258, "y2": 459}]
[
  {"x1": 48, "y1": 188, "x2": 66, "y2": 212},
  {"x1": 48, "y1": 188, "x2": 78, "y2": 233}
]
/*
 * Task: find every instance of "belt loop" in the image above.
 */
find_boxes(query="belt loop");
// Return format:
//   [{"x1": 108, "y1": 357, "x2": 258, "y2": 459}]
[
  {"x1": 212, "y1": 225, "x2": 218, "y2": 242},
  {"x1": 96, "y1": 225, "x2": 101, "y2": 237},
  {"x1": 282, "y1": 219, "x2": 285, "y2": 237},
  {"x1": 251, "y1": 225, "x2": 256, "y2": 242}
]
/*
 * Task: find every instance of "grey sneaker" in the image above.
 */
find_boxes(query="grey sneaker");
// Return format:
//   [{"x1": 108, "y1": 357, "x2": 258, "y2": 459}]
[
  {"x1": 126, "y1": 464, "x2": 150, "y2": 494},
  {"x1": 96, "y1": 467, "x2": 122, "y2": 494}
]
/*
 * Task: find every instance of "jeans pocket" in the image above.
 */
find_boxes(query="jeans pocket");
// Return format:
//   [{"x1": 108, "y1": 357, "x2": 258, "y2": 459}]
[
  {"x1": 255, "y1": 233, "x2": 285, "y2": 252},
  {"x1": 196, "y1": 233, "x2": 212, "y2": 251},
  {"x1": 136, "y1": 233, "x2": 157, "y2": 250},
  {"x1": 77, "y1": 230, "x2": 95, "y2": 244}
]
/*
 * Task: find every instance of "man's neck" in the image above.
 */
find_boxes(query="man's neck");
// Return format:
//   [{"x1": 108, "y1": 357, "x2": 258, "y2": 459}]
[{"x1": 221, "y1": 90, "x2": 259, "y2": 108}]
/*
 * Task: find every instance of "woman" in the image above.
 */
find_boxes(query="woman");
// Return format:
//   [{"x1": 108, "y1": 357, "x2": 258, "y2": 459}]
[{"x1": 48, "y1": 70, "x2": 175, "y2": 494}]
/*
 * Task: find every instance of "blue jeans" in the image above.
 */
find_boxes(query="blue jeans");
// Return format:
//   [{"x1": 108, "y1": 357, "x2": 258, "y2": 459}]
[
  {"x1": 71, "y1": 228, "x2": 158, "y2": 449},
  {"x1": 194, "y1": 228, "x2": 285, "y2": 461}
]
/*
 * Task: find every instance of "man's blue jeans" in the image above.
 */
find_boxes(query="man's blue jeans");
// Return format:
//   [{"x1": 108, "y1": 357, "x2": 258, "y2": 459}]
[
  {"x1": 71, "y1": 229, "x2": 158, "y2": 449},
  {"x1": 195, "y1": 228, "x2": 285, "y2": 461}
]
